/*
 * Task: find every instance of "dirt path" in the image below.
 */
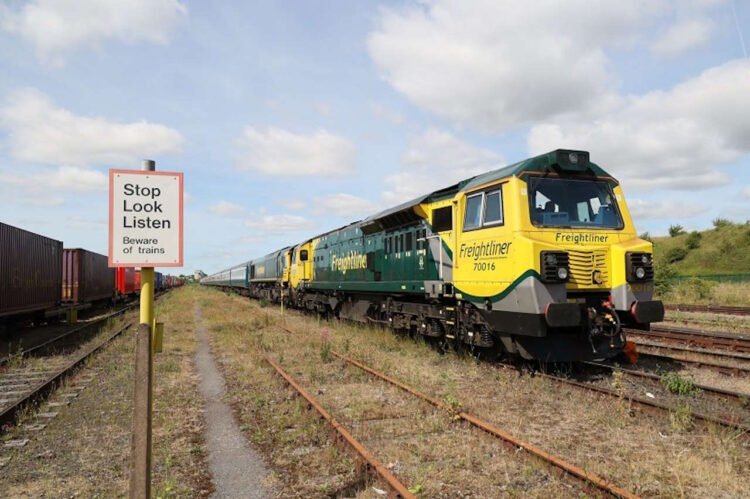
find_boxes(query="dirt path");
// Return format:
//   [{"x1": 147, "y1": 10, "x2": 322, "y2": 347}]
[{"x1": 194, "y1": 304, "x2": 271, "y2": 498}]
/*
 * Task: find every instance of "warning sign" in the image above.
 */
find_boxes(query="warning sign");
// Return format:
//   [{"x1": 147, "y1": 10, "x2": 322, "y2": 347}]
[{"x1": 109, "y1": 169, "x2": 184, "y2": 267}]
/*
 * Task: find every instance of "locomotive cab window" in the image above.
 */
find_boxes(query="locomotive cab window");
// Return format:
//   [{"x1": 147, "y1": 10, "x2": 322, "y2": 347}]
[
  {"x1": 529, "y1": 177, "x2": 623, "y2": 229},
  {"x1": 463, "y1": 187, "x2": 504, "y2": 231},
  {"x1": 464, "y1": 194, "x2": 482, "y2": 230}
]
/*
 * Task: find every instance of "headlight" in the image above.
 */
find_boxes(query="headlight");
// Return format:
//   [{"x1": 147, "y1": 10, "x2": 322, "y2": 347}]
[
  {"x1": 626, "y1": 252, "x2": 654, "y2": 282},
  {"x1": 541, "y1": 251, "x2": 570, "y2": 283}
]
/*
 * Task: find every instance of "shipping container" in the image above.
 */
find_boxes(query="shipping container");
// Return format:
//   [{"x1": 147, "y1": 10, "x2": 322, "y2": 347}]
[
  {"x1": 115, "y1": 267, "x2": 136, "y2": 297},
  {"x1": 155, "y1": 272, "x2": 164, "y2": 291},
  {"x1": 62, "y1": 249, "x2": 115, "y2": 304},
  {"x1": 134, "y1": 269, "x2": 142, "y2": 294},
  {"x1": 0, "y1": 222, "x2": 63, "y2": 318}
]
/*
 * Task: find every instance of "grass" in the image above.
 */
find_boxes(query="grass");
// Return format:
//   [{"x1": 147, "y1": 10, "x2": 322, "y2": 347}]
[
  {"x1": 661, "y1": 372, "x2": 700, "y2": 396},
  {"x1": 0, "y1": 288, "x2": 212, "y2": 497},
  {"x1": 195, "y1": 287, "x2": 750, "y2": 497},
  {"x1": 653, "y1": 222, "x2": 750, "y2": 277},
  {"x1": 660, "y1": 281, "x2": 750, "y2": 306}
]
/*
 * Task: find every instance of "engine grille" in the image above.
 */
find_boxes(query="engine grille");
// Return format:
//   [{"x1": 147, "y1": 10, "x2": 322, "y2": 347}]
[{"x1": 568, "y1": 249, "x2": 608, "y2": 287}]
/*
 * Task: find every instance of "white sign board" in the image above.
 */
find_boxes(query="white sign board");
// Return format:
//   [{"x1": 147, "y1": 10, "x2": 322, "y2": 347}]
[{"x1": 109, "y1": 169, "x2": 184, "y2": 267}]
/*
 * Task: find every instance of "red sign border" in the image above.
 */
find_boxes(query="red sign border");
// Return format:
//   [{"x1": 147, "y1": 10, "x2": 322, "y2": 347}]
[{"x1": 108, "y1": 169, "x2": 184, "y2": 268}]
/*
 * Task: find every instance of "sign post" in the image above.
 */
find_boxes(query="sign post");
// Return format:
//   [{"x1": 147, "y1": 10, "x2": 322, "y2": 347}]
[{"x1": 109, "y1": 159, "x2": 183, "y2": 498}]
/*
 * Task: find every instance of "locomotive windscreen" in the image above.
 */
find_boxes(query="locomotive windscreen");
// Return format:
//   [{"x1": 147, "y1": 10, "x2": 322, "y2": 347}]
[{"x1": 528, "y1": 177, "x2": 624, "y2": 229}]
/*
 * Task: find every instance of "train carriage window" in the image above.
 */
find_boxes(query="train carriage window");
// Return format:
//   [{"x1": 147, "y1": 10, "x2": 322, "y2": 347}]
[
  {"x1": 406, "y1": 232, "x2": 413, "y2": 251},
  {"x1": 464, "y1": 193, "x2": 482, "y2": 230},
  {"x1": 400, "y1": 234, "x2": 405, "y2": 253},
  {"x1": 483, "y1": 189, "x2": 503, "y2": 225}
]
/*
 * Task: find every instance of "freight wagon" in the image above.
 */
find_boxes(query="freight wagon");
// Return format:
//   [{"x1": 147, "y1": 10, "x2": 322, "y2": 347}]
[
  {"x1": 0, "y1": 222, "x2": 63, "y2": 320},
  {"x1": 115, "y1": 267, "x2": 136, "y2": 298},
  {"x1": 62, "y1": 249, "x2": 116, "y2": 304}
]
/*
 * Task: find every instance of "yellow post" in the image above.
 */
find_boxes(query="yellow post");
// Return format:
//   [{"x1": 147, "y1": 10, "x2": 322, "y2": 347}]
[
  {"x1": 140, "y1": 267, "x2": 155, "y2": 327},
  {"x1": 153, "y1": 322, "x2": 164, "y2": 353}
]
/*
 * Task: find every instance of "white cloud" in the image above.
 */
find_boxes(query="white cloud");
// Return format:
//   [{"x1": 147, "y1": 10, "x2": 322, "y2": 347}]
[
  {"x1": 368, "y1": 1, "x2": 664, "y2": 132},
  {"x1": 314, "y1": 194, "x2": 377, "y2": 217},
  {"x1": 244, "y1": 214, "x2": 312, "y2": 234},
  {"x1": 1, "y1": 0, "x2": 187, "y2": 66},
  {"x1": 370, "y1": 102, "x2": 405, "y2": 125},
  {"x1": 276, "y1": 199, "x2": 306, "y2": 211},
  {"x1": 741, "y1": 186, "x2": 750, "y2": 199},
  {"x1": 628, "y1": 198, "x2": 707, "y2": 220},
  {"x1": 235, "y1": 127, "x2": 356, "y2": 176},
  {"x1": 383, "y1": 129, "x2": 503, "y2": 204},
  {"x1": 651, "y1": 18, "x2": 713, "y2": 57},
  {"x1": 208, "y1": 201, "x2": 246, "y2": 218},
  {"x1": 528, "y1": 59, "x2": 750, "y2": 191},
  {"x1": 0, "y1": 89, "x2": 184, "y2": 167},
  {"x1": 0, "y1": 166, "x2": 107, "y2": 206}
]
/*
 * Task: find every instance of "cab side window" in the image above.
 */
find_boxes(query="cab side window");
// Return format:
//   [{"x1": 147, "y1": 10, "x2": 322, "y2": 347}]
[
  {"x1": 464, "y1": 186, "x2": 504, "y2": 231},
  {"x1": 483, "y1": 189, "x2": 503, "y2": 225},
  {"x1": 464, "y1": 194, "x2": 482, "y2": 230}
]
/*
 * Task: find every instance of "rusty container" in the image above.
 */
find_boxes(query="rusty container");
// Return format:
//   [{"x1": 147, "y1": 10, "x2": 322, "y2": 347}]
[
  {"x1": 62, "y1": 248, "x2": 115, "y2": 304},
  {"x1": 0, "y1": 222, "x2": 63, "y2": 318},
  {"x1": 134, "y1": 269, "x2": 142, "y2": 294},
  {"x1": 115, "y1": 267, "x2": 136, "y2": 297}
]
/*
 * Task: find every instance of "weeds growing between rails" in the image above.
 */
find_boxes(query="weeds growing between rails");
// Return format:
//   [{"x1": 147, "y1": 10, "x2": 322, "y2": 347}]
[{"x1": 197, "y1": 286, "x2": 750, "y2": 498}]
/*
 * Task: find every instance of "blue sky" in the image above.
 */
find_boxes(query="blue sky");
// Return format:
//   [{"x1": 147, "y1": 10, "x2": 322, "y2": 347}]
[{"x1": 1, "y1": 0, "x2": 748, "y2": 275}]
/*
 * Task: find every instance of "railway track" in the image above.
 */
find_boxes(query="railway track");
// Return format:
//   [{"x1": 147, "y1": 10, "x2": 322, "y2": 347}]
[
  {"x1": 272, "y1": 326, "x2": 638, "y2": 498},
  {"x1": 0, "y1": 306, "x2": 135, "y2": 367},
  {"x1": 510, "y1": 364, "x2": 750, "y2": 434},
  {"x1": 626, "y1": 325, "x2": 750, "y2": 355},
  {"x1": 633, "y1": 343, "x2": 750, "y2": 377},
  {"x1": 666, "y1": 303, "x2": 750, "y2": 316},
  {"x1": 582, "y1": 361, "x2": 750, "y2": 429},
  {"x1": 0, "y1": 322, "x2": 132, "y2": 428}
]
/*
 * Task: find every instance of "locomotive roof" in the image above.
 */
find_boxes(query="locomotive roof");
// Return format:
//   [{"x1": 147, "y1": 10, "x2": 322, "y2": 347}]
[
  {"x1": 459, "y1": 149, "x2": 612, "y2": 192},
  {"x1": 359, "y1": 149, "x2": 612, "y2": 233}
]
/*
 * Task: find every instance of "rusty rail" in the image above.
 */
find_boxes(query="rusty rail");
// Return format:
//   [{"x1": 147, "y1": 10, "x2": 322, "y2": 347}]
[
  {"x1": 331, "y1": 351, "x2": 640, "y2": 499},
  {"x1": 264, "y1": 355, "x2": 415, "y2": 499},
  {"x1": 666, "y1": 303, "x2": 750, "y2": 316},
  {"x1": 0, "y1": 322, "x2": 133, "y2": 427},
  {"x1": 530, "y1": 367, "x2": 750, "y2": 434},
  {"x1": 584, "y1": 361, "x2": 748, "y2": 401}
]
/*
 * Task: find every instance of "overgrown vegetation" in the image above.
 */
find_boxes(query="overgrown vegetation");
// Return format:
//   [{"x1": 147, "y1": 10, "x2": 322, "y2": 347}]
[
  {"x1": 661, "y1": 372, "x2": 700, "y2": 396},
  {"x1": 652, "y1": 221, "x2": 750, "y2": 304},
  {"x1": 668, "y1": 224, "x2": 685, "y2": 237}
]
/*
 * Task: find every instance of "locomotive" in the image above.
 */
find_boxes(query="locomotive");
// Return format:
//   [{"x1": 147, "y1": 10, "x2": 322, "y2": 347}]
[{"x1": 203, "y1": 149, "x2": 664, "y2": 361}]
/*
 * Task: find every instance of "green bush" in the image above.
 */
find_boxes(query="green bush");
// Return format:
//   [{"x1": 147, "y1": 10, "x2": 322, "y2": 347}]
[
  {"x1": 661, "y1": 372, "x2": 699, "y2": 396},
  {"x1": 712, "y1": 218, "x2": 732, "y2": 229},
  {"x1": 668, "y1": 224, "x2": 685, "y2": 237},
  {"x1": 686, "y1": 231, "x2": 701, "y2": 250},
  {"x1": 639, "y1": 231, "x2": 652, "y2": 242},
  {"x1": 655, "y1": 264, "x2": 678, "y2": 296},
  {"x1": 684, "y1": 277, "x2": 715, "y2": 300},
  {"x1": 665, "y1": 246, "x2": 688, "y2": 263}
]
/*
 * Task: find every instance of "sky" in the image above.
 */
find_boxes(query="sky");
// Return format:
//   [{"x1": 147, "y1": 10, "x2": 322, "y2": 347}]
[{"x1": 0, "y1": 0, "x2": 749, "y2": 275}]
